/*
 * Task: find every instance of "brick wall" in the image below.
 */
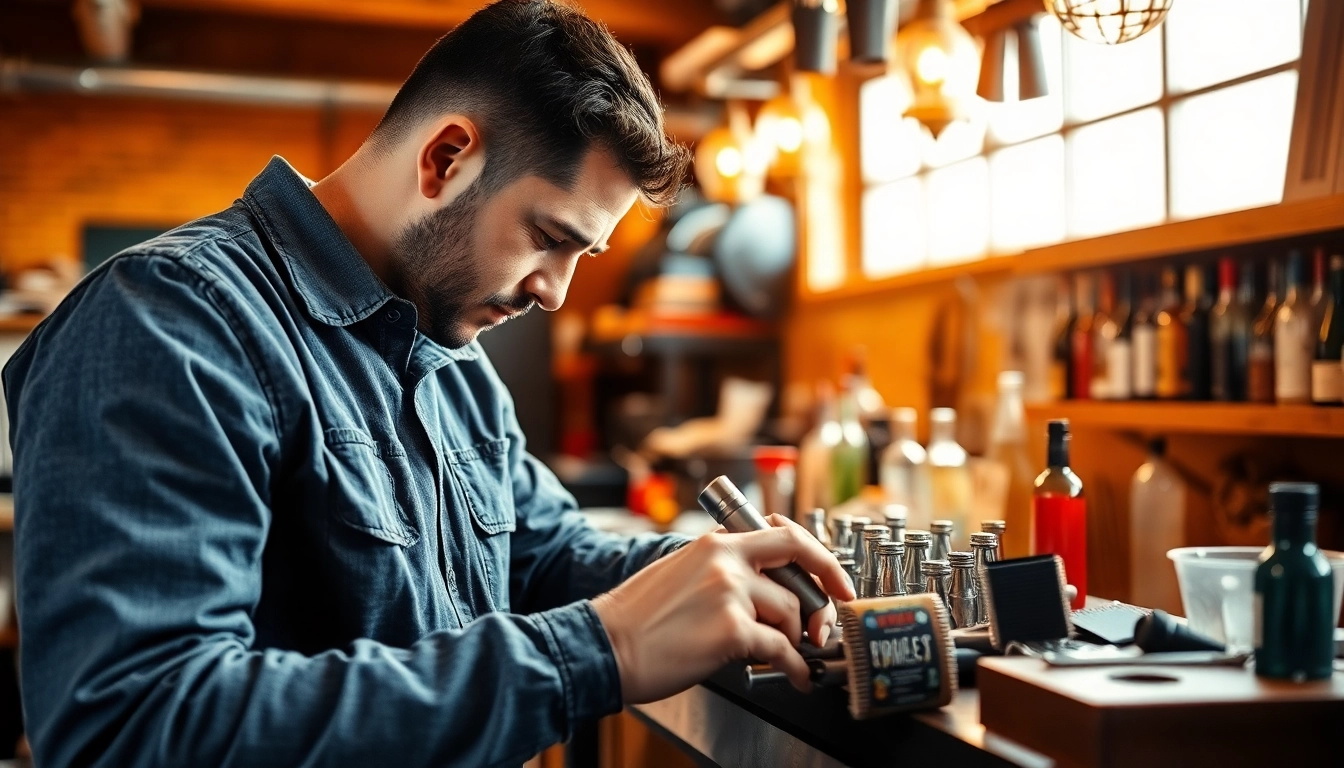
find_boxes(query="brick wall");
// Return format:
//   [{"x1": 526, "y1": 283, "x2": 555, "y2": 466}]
[{"x1": 0, "y1": 92, "x2": 378, "y2": 272}]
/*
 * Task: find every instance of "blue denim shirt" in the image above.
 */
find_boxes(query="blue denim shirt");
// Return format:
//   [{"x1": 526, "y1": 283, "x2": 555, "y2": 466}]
[{"x1": 4, "y1": 156, "x2": 686, "y2": 767}]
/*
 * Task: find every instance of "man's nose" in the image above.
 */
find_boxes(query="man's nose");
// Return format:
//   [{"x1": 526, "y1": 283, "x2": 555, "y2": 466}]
[{"x1": 522, "y1": 253, "x2": 581, "y2": 312}]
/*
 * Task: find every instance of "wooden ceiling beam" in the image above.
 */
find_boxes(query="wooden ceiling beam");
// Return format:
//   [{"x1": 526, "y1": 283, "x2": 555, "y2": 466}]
[{"x1": 137, "y1": 0, "x2": 724, "y2": 46}]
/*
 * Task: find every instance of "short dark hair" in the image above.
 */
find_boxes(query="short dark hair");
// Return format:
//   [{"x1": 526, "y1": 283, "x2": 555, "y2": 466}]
[{"x1": 371, "y1": 0, "x2": 688, "y2": 206}]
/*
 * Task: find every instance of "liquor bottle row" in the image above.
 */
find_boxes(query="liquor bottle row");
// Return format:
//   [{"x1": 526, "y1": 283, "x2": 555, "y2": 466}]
[{"x1": 1051, "y1": 247, "x2": 1344, "y2": 405}]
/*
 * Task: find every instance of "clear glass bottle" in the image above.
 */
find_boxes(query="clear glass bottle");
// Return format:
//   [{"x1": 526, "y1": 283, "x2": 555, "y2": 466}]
[
  {"x1": 1032, "y1": 419, "x2": 1087, "y2": 609},
  {"x1": 1255, "y1": 482, "x2": 1334, "y2": 681},
  {"x1": 794, "y1": 381, "x2": 839, "y2": 517},
  {"x1": 927, "y1": 408, "x2": 973, "y2": 551},
  {"x1": 1090, "y1": 271, "x2": 1114, "y2": 399},
  {"x1": 1155, "y1": 266, "x2": 1188, "y2": 400},
  {"x1": 1096, "y1": 270, "x2": 1133, "y2": 401},
  {"x1": 1180, "y1": 264, "x2": 1213, "y2": 401},
  {"x1": 1131, "y1": 269, "x2": 1159, "y2": 400},
  {"x1": 1313, "y1": 254, "x2": 1344, "y2": 406},
  {"x1": 985, "y1": 371, "x2": 1033, "y2": 558},
  {"x1": 1071, "y1": 273, "x2": 1096, "y2": 401},
  {"x1": 1210, "y1": 257, "x2": 1252, "y2": 402},
  {"x1": 831, "y1": 381, "x2": 871, "y2": 505},
  {"x1": 1050, "y1": 275, "x2": 1075, "y2": 400},
  {"x1": 1275, "y1": 250, "x2": 1314, "y2": 404},
  {"x1": 1129, "y1": 437, "x2": 1186, "y2": 613},
  {"x1": 1249, "y1": 259, "x2": 1281, "y2": 403},
  {"x1": 880, "y1": 407, "x2": 931, "y2": 530},
  {"x1": 1307, "y1": 246, "x2": 1328, "y2": 334}
]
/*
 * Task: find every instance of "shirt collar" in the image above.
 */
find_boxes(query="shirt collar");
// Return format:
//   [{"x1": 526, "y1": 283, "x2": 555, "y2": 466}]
[{"x1": 243, "y1": 156, "x2": 477, "y2": 362}]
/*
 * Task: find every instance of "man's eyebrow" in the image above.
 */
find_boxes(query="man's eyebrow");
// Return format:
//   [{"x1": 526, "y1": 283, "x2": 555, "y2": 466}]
[{"x1": 547, "y1": 217, "x2": 608, "y2": 255}]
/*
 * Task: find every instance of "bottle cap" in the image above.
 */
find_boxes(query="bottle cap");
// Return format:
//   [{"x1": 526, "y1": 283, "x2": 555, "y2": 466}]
[
  {"x1": 947, "y1": 552, "x2": 974, "y2": 567},
  {"x1": 921, "y1": 559, "x2": 951, "y2": 576},
  {"x1": 1269, "y1": 482, "x2": 1319, "y2": 518},
  {"x1": 876, "y1": 541, "x2": 904, "y2": 555},
  {"x1": 931, "y1": 407, "x2": 956, "y2": 424},
  {"x1": 980, "y1": 520, "x2": 1006, "y2": 533},
  {"x1": 863, "y1": 525, "x2": 891, "y2": 540},
  {"x1": 882, "y1": 503, "x2": 909, "y2": 523},
  {"x1": 850, "y1": 517, "x2": 873, "y2": 531},
  {"x1": 931, "y1": 520, "x2": 954, "y2": 533},
  {"x1": 1047, "y1": 419, "x2": 1070, "y2": 438},
  {"x1": 998, "y1": 370, "x2": 1024, "y2": 390},
  {"x1": 970, "y1": 532, "x2": 998, "y2": 548},
  {"x1": 904, "y1": 530, "x2": 932, "y2": 545}
]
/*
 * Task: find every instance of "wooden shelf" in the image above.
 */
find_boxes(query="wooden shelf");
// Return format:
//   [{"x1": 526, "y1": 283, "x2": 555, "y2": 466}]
[
  {"x1": 1025, "y1": 401, "x2": 1344, "y2": 438},
  {"x1": 0, "y1": 314, "x2": 42, "y2": 333}
]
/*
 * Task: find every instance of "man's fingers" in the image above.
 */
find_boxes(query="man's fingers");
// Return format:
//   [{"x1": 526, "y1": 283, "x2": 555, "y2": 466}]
[
  {"x1": 808, "y1": 601, "x2": 838, "y2": 647},
  {"x1": 732, "y1": 517, "x2": 856, "y2": 601},
  {"x1": 746, "y1": 574, "x2": 803, "y2": 647},
  {"x1": 743, "y1": 622, "x2": 812, "y2": 692}
]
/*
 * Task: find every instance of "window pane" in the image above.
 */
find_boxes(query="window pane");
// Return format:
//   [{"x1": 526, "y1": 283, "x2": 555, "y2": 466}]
[
  {"x1": 988, "y1": 14, "x2": 1064, "y2": 145},
  {"x1": 1064, "y1": 19, "x2": 1162, "y2": 123},
  {"x1": 923, "y1": 116, "x2": 987, "y2": 168},
  {"x1": 1166, "y1": 0, "x2": 1302, "y2": 94},
  {"x1": 927, "y1": 158, "x2": 990, "y2": 265},
  {"x1": 806, "y1": 158, "x2": 846, "y2": 292},
  {"x1": 1068, "y1": 108, "x2": 1166, "y2": 237},
  {"x1": 991, "y1": 135, "x2": 1066, "y2": 252},
  {"x1": 1169, "y1": 71, "x2": 1298, "y2": 219},
  {"x1": 862, "y1": 177, "x2": 926, "y2": 278},
  {"x1": 861, "y1": 75, "x2": 921, "y2": 183}
]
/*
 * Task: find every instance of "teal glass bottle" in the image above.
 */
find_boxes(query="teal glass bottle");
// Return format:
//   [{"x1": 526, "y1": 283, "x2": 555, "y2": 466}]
[{"x1": 1254, "y1": 482, "x2": 1335, "y2": 681}]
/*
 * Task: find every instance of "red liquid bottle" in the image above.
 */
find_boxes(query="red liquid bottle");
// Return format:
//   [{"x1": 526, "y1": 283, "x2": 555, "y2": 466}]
[{"x1": 1032, "y1": 419, "x2": 1087, "y2": 608}]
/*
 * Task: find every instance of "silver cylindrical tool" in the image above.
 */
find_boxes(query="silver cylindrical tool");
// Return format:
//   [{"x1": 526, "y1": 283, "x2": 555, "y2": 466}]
[
  {"x1": 930, "y1": 519, "x2": 954, "y2": 561},
  {"x1": 902, "y1": 531, "x2": 931, "y2": 594},
  {"x1": 875, "y1": 541, "x2": 906, "y2": 597},
  {"x1": 947, "y1": 552, "x2": 978, "y2": 629},
  {"x1": 698, "y1": 476, "x2": 831, "y2": 621},
  {"x1": 969, "y1": 532, "x2": 1000, "y2": 625},
  {"x1": 980, "y1": 520, "x2": 1006, "y2": 561},
  {"x1": 858, "y1": 526, "x2": 890, "y2": 598},
  {"x1": 882, "y1": 503, "x2": 907, "y2": 546},
  {"x1": 803, "y1": 508, "x2": 830, "y2": 547},
  {"x1": 830, "y1": 514, "x2": 854, "y2": 556},
  {"x1": 922, "y1": 559, "x2": 952, "y2": 614}
]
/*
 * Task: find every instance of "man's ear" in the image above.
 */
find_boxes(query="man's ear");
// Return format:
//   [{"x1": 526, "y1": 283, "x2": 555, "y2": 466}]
[{"x1": 416, "y1": 116, "x2": 482, "y2": 200}]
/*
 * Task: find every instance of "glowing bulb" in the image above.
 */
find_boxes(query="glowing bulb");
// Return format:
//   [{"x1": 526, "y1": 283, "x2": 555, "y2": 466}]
[
  {"x1": 715, "y1": 146, "x2": 743, "y2": 178},
  {"x1": 774, "y1": 116, "x2": 804, "y2": 153},
  {"x1": 915, "y1": 46, "x2": 949, "y2": 85}
]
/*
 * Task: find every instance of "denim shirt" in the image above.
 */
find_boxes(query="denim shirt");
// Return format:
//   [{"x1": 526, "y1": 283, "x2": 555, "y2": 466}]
[{"x1": 3, "y1": 156, "x2": 686, "y2": 768}]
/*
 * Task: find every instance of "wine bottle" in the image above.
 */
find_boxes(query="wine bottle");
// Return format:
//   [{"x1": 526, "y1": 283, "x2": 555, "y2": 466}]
[
  {"x1": 1312, "y1": 254, "x2": 1344, "y2": 406},
  {"x1": 1307, "y1": 246, "x2": 1328, "y2": 334},
  {"x1": 1210, "y1": 257, "x2": 1252, "y2": 401},
  {"x1": 1131, "y1": 270, "x2": 1158, "y2": 400},
  {"x1": 1254, "y1": 483, "x2": 1334, "y2": 680},
  {"x1": 1071, "y1": 273, "x2": 1096, "y2": 401},
  {"x1": 1091, "y1": 271, "x2": 1114, "y2": 400},
  {"x1": 1248, "y1": 260, "x2": 1281, "y2": 404},
  {"x1": 1049, "y1": 276, "x2": 1074, "y2": 401},
  {"x1": 1275, "y1": 250, "x2": 1314, "y2": 405},
  {"x1": 1032, "y1": 420, "x2": 1087, "y2": 609},
  {"x1": 1180, "y1": 264, "x2": 1213, "y2": 401},
  {"x1": 1155, "y1": 266, "x2": 1188, "y2": 400}
]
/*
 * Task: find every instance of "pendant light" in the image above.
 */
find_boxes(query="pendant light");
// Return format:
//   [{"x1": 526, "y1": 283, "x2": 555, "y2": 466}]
[
  {"x1": 896, "y1": 0, "x2": 982, "y2": 137},
  {"x1": 1046, "y1": 0, "x2": 1173, "y2": 45}
]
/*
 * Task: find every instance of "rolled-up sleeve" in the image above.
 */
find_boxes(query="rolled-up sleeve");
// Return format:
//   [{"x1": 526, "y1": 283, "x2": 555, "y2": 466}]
[{"x1": 4, "y1": 251, "x2": 625, "y2": 767}]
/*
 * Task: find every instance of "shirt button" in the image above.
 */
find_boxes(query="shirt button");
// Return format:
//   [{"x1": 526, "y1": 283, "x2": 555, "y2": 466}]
[{"x1": 385, "y1": 309, "x2": 401, "y2": 323}]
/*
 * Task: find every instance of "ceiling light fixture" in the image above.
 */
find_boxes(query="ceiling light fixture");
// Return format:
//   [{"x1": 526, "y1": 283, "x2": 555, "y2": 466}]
[
  {"x1": 1045, "y1": 0, "x2": 1173, "y2": 45},
  {"x1": 896, "y1": 0, "x2": 982, "y2": 137}
]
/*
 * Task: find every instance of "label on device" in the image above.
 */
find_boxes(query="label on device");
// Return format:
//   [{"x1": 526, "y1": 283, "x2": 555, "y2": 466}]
[{"x1": 839, "y1": 594, "x2": 955, "y2": 718}]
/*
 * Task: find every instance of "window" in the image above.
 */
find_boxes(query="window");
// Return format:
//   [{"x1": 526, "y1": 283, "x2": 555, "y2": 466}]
[{"x1": 852, "y1": 0, "x2": 1305, "y2": 285}]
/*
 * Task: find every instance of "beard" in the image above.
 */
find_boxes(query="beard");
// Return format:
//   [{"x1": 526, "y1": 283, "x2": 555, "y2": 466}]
[{"x1": 386, "y1": 177, "x2": 535, "y2": 349}]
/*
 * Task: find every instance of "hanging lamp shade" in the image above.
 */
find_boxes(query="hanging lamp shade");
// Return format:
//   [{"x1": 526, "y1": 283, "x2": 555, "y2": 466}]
[
  {"x1": 1045, "y1": 0, "x2": 1173, "y2": 45},
  {"x1": 976, "y1": 28, "x2": 1006, "y2": 102},
  {"x1": 1015, "y1": 17, "x2": 1049, "y2": 99},
  {"x1": 846, "y1": 0, "x2": 898, "y2": 63},
  {"x1": 897, "y1": 0, "x2": 982, "y2": 137},
  {"x1": 792, "y1": 0, "x2": 841, "y2": 74}
]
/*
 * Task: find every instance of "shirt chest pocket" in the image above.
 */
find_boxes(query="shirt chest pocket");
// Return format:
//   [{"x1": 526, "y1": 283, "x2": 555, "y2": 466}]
[
  {"x1": 447, "y1": 437, "x2": 515, "y2": 605},
  {"x1": 324, "y1": 428, "x2": 419, "y2": 548}
]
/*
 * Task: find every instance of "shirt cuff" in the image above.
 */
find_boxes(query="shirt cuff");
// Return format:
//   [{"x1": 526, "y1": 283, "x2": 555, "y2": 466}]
[{"x1": 534, "y1": 600, "x2": 623, "y2": 736}]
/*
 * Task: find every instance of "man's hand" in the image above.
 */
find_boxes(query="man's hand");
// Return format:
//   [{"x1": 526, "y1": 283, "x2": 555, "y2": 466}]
[{"x1": 591, "y1": 514, "x2": 855, "y2": 704}]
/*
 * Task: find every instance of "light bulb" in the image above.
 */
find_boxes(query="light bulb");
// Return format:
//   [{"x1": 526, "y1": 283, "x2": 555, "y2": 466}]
[
  {"x1": 915, "y1": 46, "x2": 949, "y2": 85},
  {"x1": 715, "y1": 146, "x2": 743, "y2": 178},
  {"x1": 774, "y1": 116, "x2": 804, "y2": 153}
]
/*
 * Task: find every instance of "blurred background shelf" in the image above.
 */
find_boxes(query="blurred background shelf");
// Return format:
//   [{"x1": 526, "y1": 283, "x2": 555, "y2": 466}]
[
  {"x1": 1025, "y1": 402, "x2": 1344, "y2": 439},
  {"x1": 0, "y1": 316, "x2": 41, "y2": 334}
]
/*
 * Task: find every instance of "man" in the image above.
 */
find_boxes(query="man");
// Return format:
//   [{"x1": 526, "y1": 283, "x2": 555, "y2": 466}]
[{"x1": 3, "y1": 1, "x2": 852, "y2": 765}]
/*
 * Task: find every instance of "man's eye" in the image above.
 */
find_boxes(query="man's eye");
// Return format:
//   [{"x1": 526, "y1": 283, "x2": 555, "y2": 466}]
[{"x1": 539, "y1": 230, "x2": 562, "y2": 249}]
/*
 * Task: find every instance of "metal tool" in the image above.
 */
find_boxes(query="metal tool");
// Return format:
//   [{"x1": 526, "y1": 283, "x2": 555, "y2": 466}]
[{"x1": 698, "y1": 476, "x2": 831, "y2": 622}]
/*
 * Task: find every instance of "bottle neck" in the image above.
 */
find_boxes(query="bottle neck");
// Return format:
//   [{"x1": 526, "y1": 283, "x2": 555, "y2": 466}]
[
  {"x1": 1047, "y1": 440, "x2": 1070, "y2": 468},
  {"x1": 930, "y1": 421, "x2": 956, "y2": 444},
  {"x1": 991, "y1": 388, "x2": 1026, "y2": 444},
  {"x1": 1272, "y1": 511, "x2": 1318, "y2": 549}
]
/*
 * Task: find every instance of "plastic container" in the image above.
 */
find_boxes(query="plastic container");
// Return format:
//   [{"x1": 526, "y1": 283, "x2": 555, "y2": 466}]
[{"x1": 1168, "y1": 546, "x2": 1344, "y2": 651}]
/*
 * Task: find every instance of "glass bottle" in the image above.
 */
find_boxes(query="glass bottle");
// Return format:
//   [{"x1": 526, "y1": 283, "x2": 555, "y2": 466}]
[
  {"x1": 1102, "y1": 269, "x2": 1134, "y2": 401},
  {"x1": 930, "y1": 519, "x2": 954, "y2": 561},
  {"x1": 875, "y1": 541, "x2": 907, "y2": 597},
  {"x1": 1249, "y1": 260, "x2": 1281, "y2": 403},
  {"x1": 1311, "y1": 254, "x2": 1344, "y2": 407},
  {"x1": 1050, "y1": 275, "x2": 1075, "y2": 400},
  {"x1": 1275, "y1": 250, "x2": 1314, "y2": 405},
  {"x1": 969, "y1": 532, "x2": 999, "y2": 625},
  {"x1": 1129, "y1": 437, "x2": 1186, "y2": 613},
  {"x1": 1254, "y1": 482, "x2": 1334, "y2": 680},
  {"x1": 831, "y1": 381, "x2": 871, "y2": 504},
  {"x1": 1210, "y1": 257, "x2": 1252, "y2": 402},
  {"x1": 1180, "y1": 264, "x2": 1213, "y2": 401},
  {"x1": 1307, "y1": 246, "x2": 1328, "y2": 334},
  {"x1": 1032, "y1": 419, "x2": 1087, "y2": 609},
  {"x1": 985, "y1": 371, "x2": 1033, "y2": 558},
  {"x1": 880, "y1": 407, "x2": 932, "y2": 530},
  {"x1": 1131, "y1": 269, "x2": 1158, "y2": 400},
  {"x1": 922, "y1": 559, "x2": 952, "y2": 614},
  {"x1": 1155, "y1": 266, "x2": 1188, "y2": 400},
  {"x1": 1071, "y1": 273, "x2": 1096, "y2": 401},
  {"x1": 1090, "y1": 271, "x2": 1114, "y2": 399},
  {"x1": 846, "y1": 350, "x2": 889, "y2": 483},
  {"x1": 795, "y1": 381, "x2": 839, "y2": 517},
  {"x1": 902, "y1": 531, "x2": 932, "y2": 594},
  {"x1": 927, "y1": 408, "x2": 972, "y2": 551},
  {"x1": 947, "y1": 552, "x2": 979, "y2": 629}
]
